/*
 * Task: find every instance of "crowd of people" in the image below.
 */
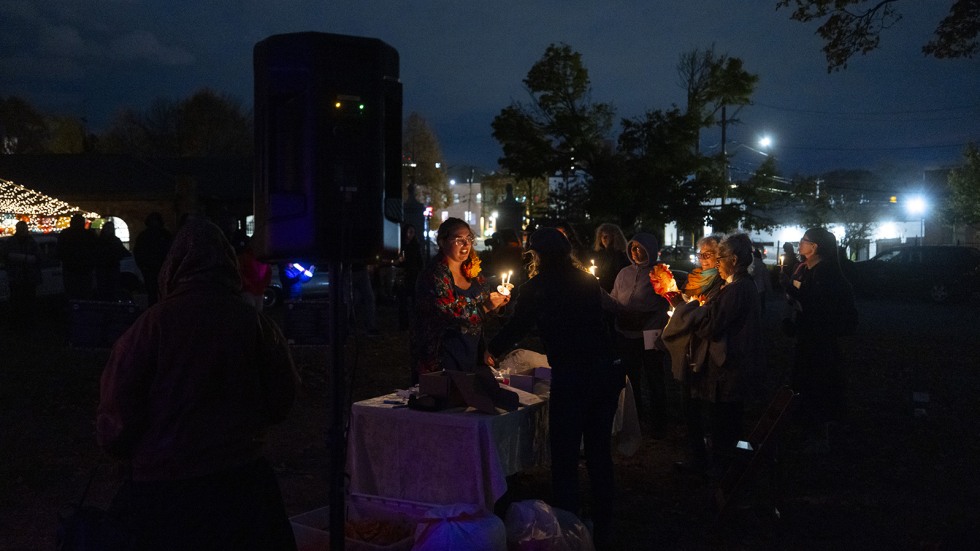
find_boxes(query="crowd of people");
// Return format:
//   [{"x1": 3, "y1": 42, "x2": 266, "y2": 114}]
[
  {"x1": 408, "y1": 217, "x2": 858, "y2": 549},
  {"x1": 23, "y1": 208, "x2": 855, "y2": 549}
]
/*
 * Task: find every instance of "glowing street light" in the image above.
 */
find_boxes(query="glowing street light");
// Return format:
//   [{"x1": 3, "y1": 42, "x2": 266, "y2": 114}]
[
  {"x1": 758, "y1": 135, "x2": 772, "y2": 149},
  {"x1": 905, "y1": 195, "x2": 927, "y2": 217},
  {"x1": 905, "y1": 195, "x2": 928, "y2": 245}
]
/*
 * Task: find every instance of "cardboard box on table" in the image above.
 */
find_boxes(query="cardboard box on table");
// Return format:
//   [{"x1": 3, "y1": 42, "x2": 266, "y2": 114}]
[
  {"x1": 505, "y1": 367, "x2": 552, "y2": 394},
  {"x1": 418, "y1": 371, "x2": 466, "y2": 408},
  {"x1": 419, "y1": 370, "x2": 499, "y2": 414},
  {"x1": 291, "y1": 493, "x2": 433, "y2": 551}
]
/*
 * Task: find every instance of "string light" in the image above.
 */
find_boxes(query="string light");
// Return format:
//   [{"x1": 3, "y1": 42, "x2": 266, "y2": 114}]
[{"x1": 0, "y1": 178, "x2": 99, "y2": 235}]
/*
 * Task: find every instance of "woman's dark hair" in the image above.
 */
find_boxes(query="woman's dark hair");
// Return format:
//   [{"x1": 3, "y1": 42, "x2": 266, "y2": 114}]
[
  {"x1": 401, "y1": 223, "x2": 417, "y2": 243},
  {"x1": 436, "y1": 217, "x2": 470, "y2": 246},
  {"x1": 720, "y1": 233, "x2": 753, "y2": 269},
  {"x1": 527, "y1": 248, "x2": 575, "y2": 279},
  {"x1": 803, "y1": 227, "x2": 843, "y2": 271},
  {"x1": 554, "y1": 220, "x2": 584, "y2": 249}
]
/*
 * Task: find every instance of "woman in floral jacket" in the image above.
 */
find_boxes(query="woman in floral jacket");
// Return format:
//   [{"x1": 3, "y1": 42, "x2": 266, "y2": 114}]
[{"x1": 411, "y1": 217, "x2": 509, "y2": 383}]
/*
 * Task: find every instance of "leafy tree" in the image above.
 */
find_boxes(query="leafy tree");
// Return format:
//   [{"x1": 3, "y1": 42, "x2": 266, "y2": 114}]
[
  {"x1": 44, "y1": 115, "x2": 88, "y2": 153},
  {"x1": 613, "y1": 107, "x2": 704, "y2": 232},
  {"x1": 0, "y1": 96, "x2": 49, "y2": 153},
  {"x1": 777, "y1": 0, "x2": 980, "y2": 71},
  {"x1": 177, "y1": 89, "x2": 252, "y2": 157},
  {"x1": 99, "y1": 89, "x2": 251, "y2": 157},
  {"x1": 942, "y1": 142, "x2": 980, "y2": 226},
  {"x1": 492, "y1": 43, "x2": 615, "y2": 223},
  {"x1": 732, "y1": 155, "x2": 785, "y2": 232},
  {"x1": 675, "y1": 47, "x2": 758, "y2": 211},
  {"x1": 402, "y1": 112, "x2": 448, "y2": 209}
]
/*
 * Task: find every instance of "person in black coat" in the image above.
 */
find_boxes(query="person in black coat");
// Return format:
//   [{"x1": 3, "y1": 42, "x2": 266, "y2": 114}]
[
  {"x1": 488, "y1": 228, "x2": 623, "y2": 549},
  {"x1": 782, "y1": 227, "x2": 858, "y2": 454},
  {"x1": 94, "y1": 221, "x2": 131, "y2": 300},
  {"x1": 57, "y1": 214, "x2": 97, "y2": 300},
  {"x1": 133, "y1": 212, "x2": 173, "y2": 306}
]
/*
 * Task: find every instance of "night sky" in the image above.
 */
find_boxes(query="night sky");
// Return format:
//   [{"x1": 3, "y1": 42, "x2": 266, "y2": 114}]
[{"x1": 2, "y1": 1, "x2": 978, "y2": 180}]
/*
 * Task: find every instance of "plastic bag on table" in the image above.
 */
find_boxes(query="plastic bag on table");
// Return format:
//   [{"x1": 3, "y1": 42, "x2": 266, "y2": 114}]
[
  {"x1": 497, "y1": 349, "x2": 550, "y2": 375},
  {"x1": 412, "y1": 504, "x2": 506, "y2": 551},
  {"x1": 504, "y1": 500, "x2": 594, "y2": 551}
]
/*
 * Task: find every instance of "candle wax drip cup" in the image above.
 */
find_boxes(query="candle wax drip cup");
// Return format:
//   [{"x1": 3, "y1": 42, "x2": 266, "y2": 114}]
[{"x1": 497, "y1": 285, "x2": 511, "y2": 296}]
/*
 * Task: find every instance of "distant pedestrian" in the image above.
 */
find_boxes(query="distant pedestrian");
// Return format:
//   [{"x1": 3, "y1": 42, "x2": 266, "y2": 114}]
[
  {"x1": 94, "y1": 221, "x2": 131, "y2": 301},
  {"x1": 57, "y1": 214, "x2": 97, "y2": 300},
  {"x1": 397, "y1": 224, "x2": 423, "y2": 330},
  {"x1": 348, "y1": 261, "x2": 380, "y2": 336},
  {"x1": 3, "y1": 221, "x2": 42, "y2": 328},
  {"x1": 133, "y1": 212, "x2": 172, "y2": 306},
  {"x1": 749, "y1": 248, "x2": 769, "y2": 313}
]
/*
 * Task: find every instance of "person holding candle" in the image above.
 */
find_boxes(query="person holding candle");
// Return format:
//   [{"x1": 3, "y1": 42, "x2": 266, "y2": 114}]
[
  {"x1": 782, "y1": 227, "x2": 858, "y2": 454},
  {"x1": 592, "y1": 223, "x2": 630, "y2": 293},
  {"x1": 663, "y1": 234, "x2": 738, "y2": 474},
  {"x1": 410, "y1": 217, "x2": 510, "y2": 383},
  {"x1": 605, "y1": 232, "x2": 671, "y2": 438},
  {"x1": 675, "y1": 233, "x2": 766, "y2": 474},
  {"x1": 488, "y1": 227, "x2": 622, "y2": 549}
]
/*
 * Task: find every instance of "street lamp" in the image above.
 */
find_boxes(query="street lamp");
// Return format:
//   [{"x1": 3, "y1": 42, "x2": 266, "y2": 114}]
[{"x1": 905, "y1": 195, "x2": 928, "y2": 245}]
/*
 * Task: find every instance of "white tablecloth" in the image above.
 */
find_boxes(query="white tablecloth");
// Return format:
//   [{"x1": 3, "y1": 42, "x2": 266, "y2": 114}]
[{"x1": 346, "y1": 390, "x2": 549, "y2": 509}]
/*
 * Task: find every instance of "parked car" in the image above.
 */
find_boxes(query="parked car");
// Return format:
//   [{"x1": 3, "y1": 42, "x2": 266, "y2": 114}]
[
  {"x1": 851, "y1": 245, "x2": 980, "y2": 304},
  {"x1": 0, "y1": 234, "x2": 143, "y2": 302},
  {"x1": 264, "y1": 261, "x2": 331, "y2": 308}
]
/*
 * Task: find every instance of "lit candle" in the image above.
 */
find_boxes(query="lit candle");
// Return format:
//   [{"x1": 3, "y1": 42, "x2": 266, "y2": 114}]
[
  {"x1": 507, "y1": 270, "x2": 513, "y2": 287},
  {"x1": 589, "y1": 259, "x2": 597, "y2": 278}
]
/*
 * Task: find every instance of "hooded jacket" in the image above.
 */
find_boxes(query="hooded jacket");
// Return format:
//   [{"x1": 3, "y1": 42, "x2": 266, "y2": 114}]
[
  {"x1": 97, "y1": 218, "x2": 297, "y2": 481},
  {"x1": 606, "y1": 232, "x2": 670, "y2": 338}
]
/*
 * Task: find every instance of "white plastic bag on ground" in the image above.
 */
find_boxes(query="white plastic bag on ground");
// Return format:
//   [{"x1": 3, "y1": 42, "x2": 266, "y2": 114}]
[
  {"x1": 412, "y1": 503, "x2": 506, "y2": 551},
  {"x1": 504, "y1": 500, "x2": 594, "y2": 551},
  {"x1": 612, "y1": 377, "x2": 641, "y2": 456}
]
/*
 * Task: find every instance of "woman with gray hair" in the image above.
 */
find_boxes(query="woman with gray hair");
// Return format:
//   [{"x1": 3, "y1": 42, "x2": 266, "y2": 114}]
[{"x1": 689, "y1": 233, "x2": 766, "y2": 472}]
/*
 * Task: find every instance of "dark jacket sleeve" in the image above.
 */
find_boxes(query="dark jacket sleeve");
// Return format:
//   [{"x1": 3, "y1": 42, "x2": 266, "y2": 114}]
[
  {"x1": 488, "y1": 281, "x2": 539, "y2": 358},
  {"x1": 257, "y1": 313, "x2": 298, "y2": 423}
]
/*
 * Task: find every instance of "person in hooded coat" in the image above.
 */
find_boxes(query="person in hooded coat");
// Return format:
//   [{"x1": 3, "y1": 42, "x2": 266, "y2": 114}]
[
  {"x1": 605, "y1": 232, "x2": 671, "y2": 437},
  {"x1": 97, "y1": 217, "x2": 299, "y2": 550}
]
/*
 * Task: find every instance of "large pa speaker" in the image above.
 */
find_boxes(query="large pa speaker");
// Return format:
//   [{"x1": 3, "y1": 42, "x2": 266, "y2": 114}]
[{"x1": 253, "y1": 32, "x2": 402, "y2": 262}]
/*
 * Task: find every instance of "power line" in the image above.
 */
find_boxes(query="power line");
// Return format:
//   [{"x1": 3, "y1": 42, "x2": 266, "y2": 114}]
[{"x1": 752, "y1": 101, "x2": 980, "y2": 117}]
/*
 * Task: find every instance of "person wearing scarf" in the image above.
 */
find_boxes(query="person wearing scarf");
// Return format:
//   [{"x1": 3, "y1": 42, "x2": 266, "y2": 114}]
[
  {"x1": 410, "y1": 217, "x2": 509, "y2": 383},
  {"x1": 662, "y1": 234, "x2": 728, "y2": 474}
]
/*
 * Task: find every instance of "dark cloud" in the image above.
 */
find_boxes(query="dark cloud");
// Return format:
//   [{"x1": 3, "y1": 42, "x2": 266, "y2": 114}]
[
  {"x1": 1, "y1": 0, "x2": 977, "y2": 174},
  {"x1": 108, "y1": 31, "x2": 195, "y2": 65}
]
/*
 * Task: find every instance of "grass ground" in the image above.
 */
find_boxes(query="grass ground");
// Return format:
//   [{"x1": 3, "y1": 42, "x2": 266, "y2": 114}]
[{"x1": 2, "y1": 291, "x2": 979, "y2": 549}]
